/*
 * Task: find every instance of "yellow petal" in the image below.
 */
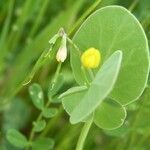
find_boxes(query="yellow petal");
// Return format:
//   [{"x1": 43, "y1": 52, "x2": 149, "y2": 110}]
[{"x1": 81, "y1": 47, "x2": 101, "y2": 68}]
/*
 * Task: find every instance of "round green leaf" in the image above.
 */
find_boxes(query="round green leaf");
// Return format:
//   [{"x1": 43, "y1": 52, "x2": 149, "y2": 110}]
[
  {"x1": 70, "y1": 51, "x2": 122, "y2": 124},
  {"x1": 6, "y1": 129, "x2": 28, "y2": 148},
  {"x1": 42, "y1": 108, "x2": 58, "y2": 118},
  {"x1": 32, "y1": 137, "x2": 54, "y2": 150},
  {"x1": 71, "y1": 6, "x2": 149, "y2": 105},
  {"x1": 29, "y1": 83, "x2": 44, "y2": 110},
  {"x1": 33, "y1": 120, "x2": 46, "y2": 132},
  {"x1": 94, "y1": 99, "x2": 126, "y2": 130}
]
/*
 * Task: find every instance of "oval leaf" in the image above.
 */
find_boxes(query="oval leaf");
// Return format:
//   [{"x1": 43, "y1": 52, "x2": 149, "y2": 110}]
[
  {"x1": 6, "y1": 129, "x2": 28, "y2": 148},
  {"x1": 70, "y1": 51, "x2": 122, "y2": 124},
  {"x1": 29, "y1": 83, "x2": 44, "y2": 110},
  {"x1": 32, "y1": 137, "x2": 54, "y2": 150},
  {"x1": 94, "y1": 98, "x2": 126, "y2": 130},
  {"x1": 42, "y1": 108, "x2": 58, "y2": 118},
  {"x1": 71, "y1": 6, "x2": 149, "y2": 105},
  {"x1": 33, "y1": 120, "x2": 46, "y2": 132}
]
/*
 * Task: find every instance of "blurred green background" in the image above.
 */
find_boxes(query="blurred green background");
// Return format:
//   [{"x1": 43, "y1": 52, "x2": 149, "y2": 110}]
[{"x1": 0, "y1": 0, "x2": 150, "y2": 149}]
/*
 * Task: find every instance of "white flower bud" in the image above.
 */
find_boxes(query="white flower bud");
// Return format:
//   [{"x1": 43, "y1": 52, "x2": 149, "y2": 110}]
[
  {"x1": 56, "y1": 46, "x2": 67, "y2": 62},
  {"x1": 56, "y1": 34, "x2": 67, "y2": 62}
]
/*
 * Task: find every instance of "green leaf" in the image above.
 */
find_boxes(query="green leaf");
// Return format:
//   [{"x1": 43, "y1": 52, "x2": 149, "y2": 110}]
[
  {"x1": 70, "y1": 51, "x2": 122, "y2": 124},
  {"x1": 32, "y1": 137, "x2": 54, "y2": 150},
  {"x1": 6, "y1": 129, "x2": 28, "y2": 148},
  {"x1": 104, "y1": 123, "x2": 129, "y2": 137},
  {"x1": 1, "y1": 0, "x2": 86, "y2": 105},
  {"x1": 59, "y1": 86, "x2": 87, "y2": 99},
  {"x1": 62, "y1": 90, "x2": 93, "y2": 122},
  {"x1": 94, "y1": 98, "x2": 126, "y2": 130},
  {"x1": 33, "y1": 120, "x2": 46, "y2": 132},
  {"x1": 62, "y1": 90, "x2": 87, "y2": 115},
  {"x1": 48, "y1": 74, "x2": 64, "y2": 98},
  {"x1": 29, "y1": 83, "x2": 44, "y2": 110},
  {"x1": 42, "y1": 108, "x2": 58, "y2": 118},
  {"x1": 71, "y1": 6, "x2": 149, "y2": 105}
]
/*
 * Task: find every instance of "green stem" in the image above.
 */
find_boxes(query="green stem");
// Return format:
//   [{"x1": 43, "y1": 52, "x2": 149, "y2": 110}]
[
  {"x1": 75, "y1": 118, "x2": 93, "y2": 150},
  {"x1": 0, "y1": 0, "x2": 14, "y2": 51},
  {"x1": 27, "y1": 63, "x2": 62, "y2": 149},
  {"x1": 39, "y1": 106, "x2": 63, "y2": 137},
  {"x1": 28, "y1": 100, "x2": 51, "y2": 150},
  {"x1": 56, "y1": 124, "x2": 81, "y2": 150},
  {"x1": 87, "y1": 69, "x2": 95, "y2": 80},
  {"x1": 68, "y1": 31, "x2": 96, "y2": 150},
  {"x1": 28, "y1": 0, "x2": 50, "y2": 38},
  {"x1": 28, "y1": 112, "x2": 43, "y2": 148},
  {"x1": 67, "y1": 37, "x2": 81, "y2": 55},
  {"x1": 1, "y1": 46, "x2": 54, "y2": 106},
  {"x1": 68, "y1": 0, "x2": 102, "y2": 35},
  {"x1": 128, "y1": 0, "x2": 140, "y2": 12},
  {"x1": 52, "y1": 63, "x2": 62, "y2": 85}
]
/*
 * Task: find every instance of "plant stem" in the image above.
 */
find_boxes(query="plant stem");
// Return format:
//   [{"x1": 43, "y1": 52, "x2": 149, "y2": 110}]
[
  {"x1": 27, "y1": 62, "x2": 62, "y2": 149},
  {"x1": 87, "y1": 69, "x2": 95, "y2": 80},
  {"x1": 28, "y1": 112, "x2": 43, "y2": 148},
  {"x1": 68, "y1": 0, "x2": 102, "y2": 35},
  {"x1": 28, "y1": 99, "x2": 51, "y2": 150},
  {"x1": 67, "y1": 37, "x2": 81, "y2": 55},
  {"x1": 75, "y1": 117, "x2": 93, "y2": 150},
  {"x1": 39, "y1": 106, "x2": 63, "y2": 137},
  {"x1": 28, "y1": 0, "x2": 50, "y2": 38},
  {"x1": 128, "y1": 0, "x2": 139, "y2": 12},
  {"x1": 56, "y1": 124, "x2": 81, "y2": 150},
  {"x1": 52, "y1": 63, "x2": 62, "y2": 85}
]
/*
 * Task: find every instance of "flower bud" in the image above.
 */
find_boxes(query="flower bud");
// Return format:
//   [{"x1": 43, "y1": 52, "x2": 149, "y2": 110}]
[
  {"x1": 81, "y1": 48, "x2": 101, "y2": 68},
  {"x1": 56, "y1": 34, "x2": 67, "y2": 62}
]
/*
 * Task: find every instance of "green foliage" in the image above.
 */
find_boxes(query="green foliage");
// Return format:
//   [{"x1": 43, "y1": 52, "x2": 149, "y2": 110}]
[
  {"x1": 130, "y1": 87, "x2": 150, "y2": 133},
  {"x1": 70, "y1": 51, "x2": 122, "y2": 124},
  {"x1": 104, "y1": 123, "x2": 129, "y2": 137},
  {"x1": 94, "y1": 98, "x2": 126, "y2": 130},
  {"x1": 33, "y1": 120, "x2": 46, "y2": 132},
  {"x1": 29, "y1": 83, "x2": 44, "y2": 110},
  {"x1": 62, "y1": 90, "x2": 86, "y2": 115},
  {"x1": 42, "y1": 108, "x2": 58, "y2": 118},
  {"x1": 32, "y1": 137, "x2": 54, "y2": 150},
  {"x1": 48, "y1": 74, "x2": 64, "y2": 98},
  {"x1": 59, "y1": 85, "x2": 87, "y2": 99},
  {"x1": 6, "y1": 129, "x2": 28, "y2": 148},
  {"x1": 62, "y1": 51, "x2": 125, "y2": 129},
  {"x1": 1, "y1": 0, "x2": 86, "y2": 103},
  {"x1": 2, "y1": 98, "x2": 30, "y2": 131},
  {"x1": 0, "y1": 0, "x2": 150, "y2": 150},
  {"x1": 70, "y1": 6, "x2": 149, "y2": 105}
]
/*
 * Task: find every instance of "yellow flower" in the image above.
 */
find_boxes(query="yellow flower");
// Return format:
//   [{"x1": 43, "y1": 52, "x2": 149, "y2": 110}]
[{"x1": 81, "y1": 47, "x2": 101, "y2": 68}]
